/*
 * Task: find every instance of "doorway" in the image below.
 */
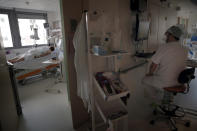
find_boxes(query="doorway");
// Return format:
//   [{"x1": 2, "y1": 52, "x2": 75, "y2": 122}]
[{"x1": 0, "y1": 0, "x2": 73, "y2": 131}]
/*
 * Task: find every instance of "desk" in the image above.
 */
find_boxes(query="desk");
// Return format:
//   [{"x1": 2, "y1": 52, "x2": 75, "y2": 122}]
[
  {"x1": 186, "y1": 59, "x2": 197, "y2": 67},
  {"x1": 120, "y1": 60, "x2": 148, "y2": 74}
]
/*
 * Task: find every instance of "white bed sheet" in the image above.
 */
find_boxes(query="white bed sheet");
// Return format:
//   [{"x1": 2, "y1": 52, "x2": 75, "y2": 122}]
[
  {"x1": 13, "y1": 52, "x2": 56, "y2": 69},
  {"x1": 11, "y1": 45, "x2": 63, "y2": 69},
  {"x1": 14, "y1": 58, "x2": 51, "y2": 69}
]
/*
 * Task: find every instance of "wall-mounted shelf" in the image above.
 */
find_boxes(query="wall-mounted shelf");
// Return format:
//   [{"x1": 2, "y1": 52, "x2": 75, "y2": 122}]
[
  {"x1": 91, "y1": 52, "x2": 131, "y2": 58},
  {"x1": 119, "y1": 60, "x2": 148, "y2": 73},
  {"x1": 186, "y1": 59, "x2": 197, "y2": 67},
  {"x1": 91, "y1": 51, "x2": 132, "y2": 72},
  {"x1": 93, "y1": 77, "x2": 130, "y2": 102}
]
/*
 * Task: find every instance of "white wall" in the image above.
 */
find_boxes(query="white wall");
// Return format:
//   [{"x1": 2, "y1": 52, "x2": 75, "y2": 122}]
[
  {"x1": 148, "y1": 0, "x2": 177, "y2": 49},
  {"x1": 89, "y1": 0, "x2": 133, "y2": 52},
  {"x1": 89, "y1": 0, "x2": 134, "y2": 73},
  {"x1": 48, "y1": 11, "x2": 60, "y2": 26},
  {"x1": 47, "y1": 1, "x2": 61, "y2": 27},
  {"x1": 147, "y1": 0, "x2": 197, "y2": 49},
  {"x1": 177, "y1": 1, "x2": 197, "y2": 34}
]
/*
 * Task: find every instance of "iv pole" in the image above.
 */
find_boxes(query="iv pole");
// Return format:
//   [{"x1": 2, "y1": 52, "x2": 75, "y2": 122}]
[{"x1": 84, "y1": 11, "x2": 96, "y2": 131}]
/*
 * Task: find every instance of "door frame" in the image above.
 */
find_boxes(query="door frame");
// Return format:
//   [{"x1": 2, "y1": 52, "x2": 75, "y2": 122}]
[{"x1": 60, "y1": 0, "x2": 90, "y2": 129}]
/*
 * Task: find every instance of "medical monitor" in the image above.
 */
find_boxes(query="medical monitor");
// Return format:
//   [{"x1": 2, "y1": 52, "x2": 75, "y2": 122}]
[{"x1": 135, "y1": 14, "x2": 150, "y2": 41}]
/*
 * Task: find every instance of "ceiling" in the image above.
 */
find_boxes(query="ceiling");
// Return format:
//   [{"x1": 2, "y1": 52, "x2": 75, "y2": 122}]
[{"x1": 0, "y1": 0, "x2": 60, "y2": 12}]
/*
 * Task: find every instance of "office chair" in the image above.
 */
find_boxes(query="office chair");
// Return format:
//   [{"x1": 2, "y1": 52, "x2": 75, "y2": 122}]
[{"x1": 149, "y1": 68, "x2": 195, "y2": 131}]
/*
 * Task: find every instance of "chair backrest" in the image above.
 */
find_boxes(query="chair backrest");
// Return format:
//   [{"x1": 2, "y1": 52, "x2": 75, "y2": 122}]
[
  {"x1": 177, "y1": 68, "x2": 195, "y2": 93},
  {"x1": 178, "y1": 68, "x2": 195, "y2": 84}
]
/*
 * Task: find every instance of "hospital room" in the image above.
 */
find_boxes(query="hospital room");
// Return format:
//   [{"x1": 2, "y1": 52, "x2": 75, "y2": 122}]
[
  {"x1": 0, "y1": 0, "x2": 74, "y2": 131},
  {"x1": 1, "y1": 0, "x2": 197, "y2": 131}
]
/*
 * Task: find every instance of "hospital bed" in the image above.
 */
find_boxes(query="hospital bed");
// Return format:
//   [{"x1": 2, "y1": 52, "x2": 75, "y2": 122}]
[
  {"x1": 8, "y1": 46, "x2": 63, "y2": 85},
  {"x1": 16, "y1": 62, "x2": 60, "y2": 85}
]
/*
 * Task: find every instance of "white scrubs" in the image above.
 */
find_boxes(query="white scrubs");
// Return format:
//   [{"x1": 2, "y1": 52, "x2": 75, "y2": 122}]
[{"x1": 142, "y1": 41, "x2": 188, "y2": 100}]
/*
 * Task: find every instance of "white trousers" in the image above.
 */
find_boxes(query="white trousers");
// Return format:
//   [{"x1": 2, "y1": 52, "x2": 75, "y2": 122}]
[{"x1": 142, "y1": 76, "x2": 165, "y2": 103}]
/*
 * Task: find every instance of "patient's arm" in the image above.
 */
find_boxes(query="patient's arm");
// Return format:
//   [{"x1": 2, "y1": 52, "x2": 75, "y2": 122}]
[{"x1": 146, "y1": 62, "x2": 158, "y2": 76}]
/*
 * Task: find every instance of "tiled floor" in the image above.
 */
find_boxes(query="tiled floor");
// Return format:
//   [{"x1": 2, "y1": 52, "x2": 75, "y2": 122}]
[
  {"x1": 125, "y1": 67, "x2": 197, "y2": 131},
  {"x1": 17, "y1": 78, "x2": 74, "y2": 131},
  {"x1": 16, "y1": 68, "x2": 197, "y2": 131},
  {"x1": 78, "y1": 67, "x2": 197, "y2": 131}
]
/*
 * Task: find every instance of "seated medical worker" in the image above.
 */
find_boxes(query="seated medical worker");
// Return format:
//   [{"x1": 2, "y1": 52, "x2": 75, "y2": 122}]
[{"x1": 143, "y1": 25, "x2": 188, "y2": 95}]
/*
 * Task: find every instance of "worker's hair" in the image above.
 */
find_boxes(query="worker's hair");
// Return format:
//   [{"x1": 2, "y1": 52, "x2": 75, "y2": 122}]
[
  {"x1": 49, "y1": 46, "x2": 55, "y2": 51},
  {"x1": 174, "y1": 36, "x2": 180, "y2": 41},
  {"x1": 169, "y1": 33, "x2": 180, "y2": 41}
]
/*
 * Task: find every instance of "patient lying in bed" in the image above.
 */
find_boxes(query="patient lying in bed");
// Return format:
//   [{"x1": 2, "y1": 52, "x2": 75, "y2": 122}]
[
  {"x1": 9, "y1": 46, "x2": 56, "y2": 64},
  {"x1": 8, "y1": 45, "x2": 61, "y2": 69}
]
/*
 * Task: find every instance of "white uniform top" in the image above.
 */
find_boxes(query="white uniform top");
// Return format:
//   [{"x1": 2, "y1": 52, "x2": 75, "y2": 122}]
[{"x1": 144, "y1": 41, "x2": 188, "y2": 89}]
